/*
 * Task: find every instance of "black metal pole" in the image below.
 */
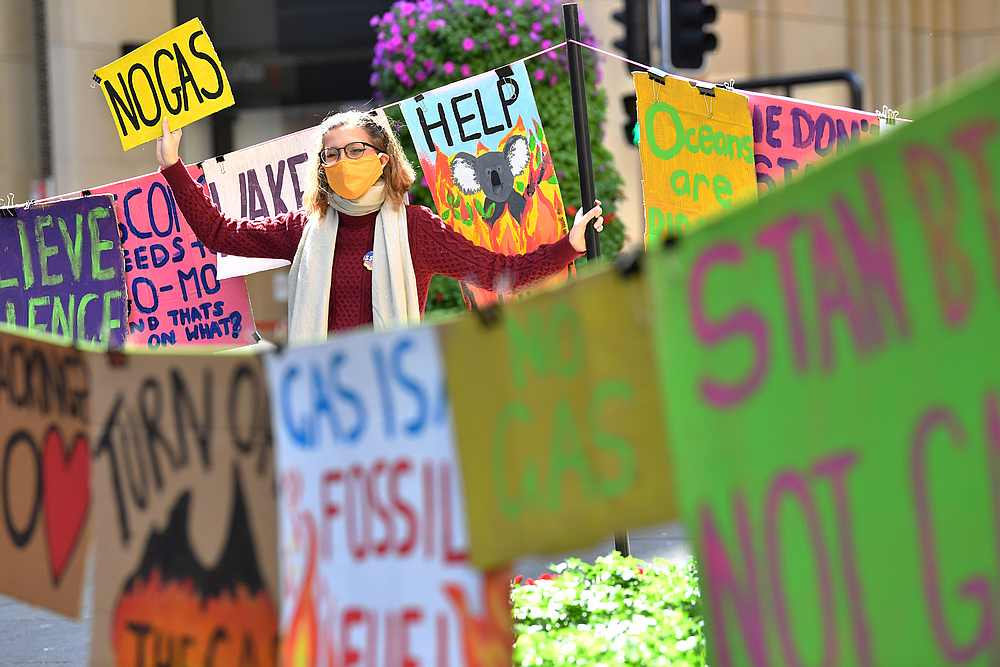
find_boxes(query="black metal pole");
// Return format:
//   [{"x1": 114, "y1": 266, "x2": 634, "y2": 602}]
[
  {"x1": 613, "y1": 532, "x2": 631, "y2": 557},
  {"x1": 562, "y1": 2, "x2": 600, "y2": 260},
  {"x1": 34, "y1": 0, "x2": 51, "y2": 185},
  {"x1": 563, "y1": 3, "x2": 628, "y2": 557}
]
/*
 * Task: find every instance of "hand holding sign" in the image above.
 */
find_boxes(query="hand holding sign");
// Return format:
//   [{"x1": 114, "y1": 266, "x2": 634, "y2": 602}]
[
  {"x1": 94, "y1": 18, "x2": 233, "y2": 151},
  {"x1": 568, "y1": 199, "x2": 604, "y2": 253},
  {"x1": 156, "y1": 118, "x2": 183, "y2": 169}
]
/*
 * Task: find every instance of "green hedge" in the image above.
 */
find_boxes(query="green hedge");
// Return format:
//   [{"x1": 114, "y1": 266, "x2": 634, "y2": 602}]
[
  {"x1": 370, "y1": 0, "x2": 625, "y2": 313},
  {"x1": 512, "y1": 554, "x2": 706, "y2": 666}
]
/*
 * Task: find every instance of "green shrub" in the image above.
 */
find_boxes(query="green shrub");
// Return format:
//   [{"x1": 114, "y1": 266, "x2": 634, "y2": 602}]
[
  {"x1": 370, "y1": 0, "x2": 625, "y2": 313},
  {"x1": 512, "y1": 554, "x2": 706, "y2": 666}
]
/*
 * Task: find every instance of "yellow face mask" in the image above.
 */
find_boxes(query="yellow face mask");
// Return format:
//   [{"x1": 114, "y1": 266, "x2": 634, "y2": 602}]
[{"x1": 324, "y1": 154, "x2": 385, "y2": 200}]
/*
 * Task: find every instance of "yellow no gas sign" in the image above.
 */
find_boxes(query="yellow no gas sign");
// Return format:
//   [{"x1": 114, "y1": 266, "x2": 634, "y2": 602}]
[{"x1": 94, "y1": 18, "x2": 234, "y2": 151}]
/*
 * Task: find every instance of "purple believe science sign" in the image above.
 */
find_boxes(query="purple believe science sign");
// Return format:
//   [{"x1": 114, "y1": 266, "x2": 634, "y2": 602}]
[{"x1": 0, "y1": 195, "x2": 127, "y2": 346}]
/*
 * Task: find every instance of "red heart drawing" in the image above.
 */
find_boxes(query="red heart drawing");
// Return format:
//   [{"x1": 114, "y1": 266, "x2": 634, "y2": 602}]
[{"x1": 42, "y1": 427, "x2": 90, "y2": 585}]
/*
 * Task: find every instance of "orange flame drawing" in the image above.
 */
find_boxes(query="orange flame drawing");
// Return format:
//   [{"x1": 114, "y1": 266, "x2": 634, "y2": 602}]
[
  {"x1": 443, "y1": 568, "x2": 514, "y2": 667},
  {"x1": 112, "y1": 572, "x2": 278, "y2": 666},
  {"x1": 421, "y1": 116, "x2": 571, "y2": 306},
  {"x1": 283, "y1": 512, "x2": 320, "y2": 667},
  {"x1": 110, "y1": 479, "x2": 278, "y2": 667}
]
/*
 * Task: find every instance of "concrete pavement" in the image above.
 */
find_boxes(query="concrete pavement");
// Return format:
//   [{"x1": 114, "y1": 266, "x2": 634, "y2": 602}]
[{"x1": 0, "y1": 584, "x2": 90, "y2": 666}]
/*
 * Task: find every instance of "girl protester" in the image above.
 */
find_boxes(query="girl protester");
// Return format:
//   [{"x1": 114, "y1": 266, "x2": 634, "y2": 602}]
[{"x1": 156, "y1": 111, "x2": 604, "y2": 344}]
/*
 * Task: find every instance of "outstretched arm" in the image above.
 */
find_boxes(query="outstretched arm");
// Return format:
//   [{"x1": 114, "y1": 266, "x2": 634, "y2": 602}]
[
  {"x1": 409, "y1": 202, "x2": 603, "y2": 291},
  {"x1": 157, "y1": 119, "x2": 305, "y2": 261}
]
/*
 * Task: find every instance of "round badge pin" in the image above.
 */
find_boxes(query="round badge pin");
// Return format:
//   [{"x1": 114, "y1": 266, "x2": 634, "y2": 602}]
[{"x1": 363, "y1": 250, "x2": 375, "y2": 271}]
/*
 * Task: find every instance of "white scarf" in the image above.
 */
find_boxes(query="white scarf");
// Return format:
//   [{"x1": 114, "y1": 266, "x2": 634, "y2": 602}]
[{"x1": 286, "y1": 181, "x2": 421, "y2": 344}]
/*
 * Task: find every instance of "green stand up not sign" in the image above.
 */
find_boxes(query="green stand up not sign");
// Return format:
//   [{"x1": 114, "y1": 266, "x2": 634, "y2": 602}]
[{"x1": 652, "y1": 66, "x2": 1000, "y2": 666}]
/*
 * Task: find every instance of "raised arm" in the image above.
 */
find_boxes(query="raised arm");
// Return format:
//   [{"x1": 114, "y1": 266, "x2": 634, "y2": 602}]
[
  {"x1": 408, "y1": 203, "x2": 602, "y2": 292},
  {"x1": 157, "y1": 119, "x2": 305, "y2": 261}
]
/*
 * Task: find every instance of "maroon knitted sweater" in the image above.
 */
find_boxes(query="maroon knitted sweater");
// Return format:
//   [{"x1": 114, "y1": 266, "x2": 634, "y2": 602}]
[{"x1": 160, "y1": 159, "x2": 580, "y2": 333}]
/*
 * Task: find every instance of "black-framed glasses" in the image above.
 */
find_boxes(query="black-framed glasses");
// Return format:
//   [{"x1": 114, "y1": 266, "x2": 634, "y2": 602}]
[{"x1": 319, "y1": 142, "x2": 380, "y2": 166}]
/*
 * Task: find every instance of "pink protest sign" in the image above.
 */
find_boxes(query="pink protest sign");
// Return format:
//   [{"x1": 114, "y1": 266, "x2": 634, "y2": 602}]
[
  {"x1": 92, "y1": 168, "x2": 256, "y2": 348},
  {"x1": 745, "y1": 92, "x2": 880, "y2": 193}
]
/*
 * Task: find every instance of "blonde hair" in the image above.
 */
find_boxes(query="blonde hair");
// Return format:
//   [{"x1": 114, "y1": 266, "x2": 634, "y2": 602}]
[{"x1": 303, "y1": 109, "x2": 416, "y2": 218}]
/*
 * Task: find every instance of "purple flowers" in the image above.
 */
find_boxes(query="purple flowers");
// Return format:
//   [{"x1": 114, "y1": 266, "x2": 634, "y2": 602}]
[{"x1": 370, "y1": 0, "x2": 605, "y2": 95}]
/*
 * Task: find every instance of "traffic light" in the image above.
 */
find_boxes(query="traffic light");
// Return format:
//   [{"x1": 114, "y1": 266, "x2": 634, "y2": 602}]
[
  {"x1": 623, "y1": 94, "x2": 639, "y2": 146},
  {"x1": 670, "y1": 0, "x2": 718, "y2": 70},
  {"x1": 612, "y1": 0, "x2": 651, "y2": 71},
  {"x1": 612, "y1": 1, "x2": 649, "y2": 143}
]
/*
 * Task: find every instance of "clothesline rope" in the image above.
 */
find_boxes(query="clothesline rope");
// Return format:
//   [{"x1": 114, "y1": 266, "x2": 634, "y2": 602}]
[
  {"x1": 379, "y1": 38, "x2": 568, "y2": 112},
  {"x1": 199, "y1": 38, "x2": 571, "y2": 162},
  {"x1": 568, "y1": 38, "x2": 896, "y2": 119},
  {"x1": 566, "y1": 39, "x2": 711, "y2": 89},
  {"x1": 22, "y1": 36, "x2": 884, "y2": 211},
  {"x1": 566, "y1": 39, "x2": 660, "y2": 75},
  {"x1": 196, "y1": 39, "x2": 569, "y2": 165},
  {"x1": 16, "y1": 40, "x2": 571, "y2": 210}
]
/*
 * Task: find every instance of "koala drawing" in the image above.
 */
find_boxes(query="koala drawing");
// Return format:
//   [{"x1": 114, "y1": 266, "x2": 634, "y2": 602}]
[{"x1": 450, "y1": 135, "x2": 532, "y2": 227}]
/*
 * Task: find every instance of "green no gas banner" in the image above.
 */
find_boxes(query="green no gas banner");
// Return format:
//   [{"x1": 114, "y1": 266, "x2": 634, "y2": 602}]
[{"x1": 652, "y1": 67, "x2": 1000, "y2": 666}]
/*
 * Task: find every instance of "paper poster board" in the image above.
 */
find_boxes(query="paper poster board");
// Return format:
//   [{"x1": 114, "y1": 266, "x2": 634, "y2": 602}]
[
  {"x1": 634, "y1": 73, "x2": 757, "y2": 244},
  {"x1": 0, "y1": 195, "x2": 126, "y2": 347},
  {"x1": 441, "y1": 266, "x2": 677, "y2": 569},
  {"x1": 266, "y1": 327, "x2": 512, "y2": 667},
  {"x1": 87, "y1": 351, "x2": 278, "y2": 667},
  {"x1": 400, "y1": 62, "x2": 570, "y2": 305},
  {"x1": 0, "y1": 328, "x2": 90, "y2": 617},
  {"x1": 201, "y1": 126, "x2": 321, "y2": 279},
  {"x1": 92, "y1": 168, "x2": 256, "y2": 348},
  {"x1": 744, "y1": 92, "x2": 880, "y2": 192},
  {"x1": 94, "y1": 18, "x2": 234, "y2": 151},
  {"x1": 650, "y1": 68, "x2": 1000, "y2": 666}
]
